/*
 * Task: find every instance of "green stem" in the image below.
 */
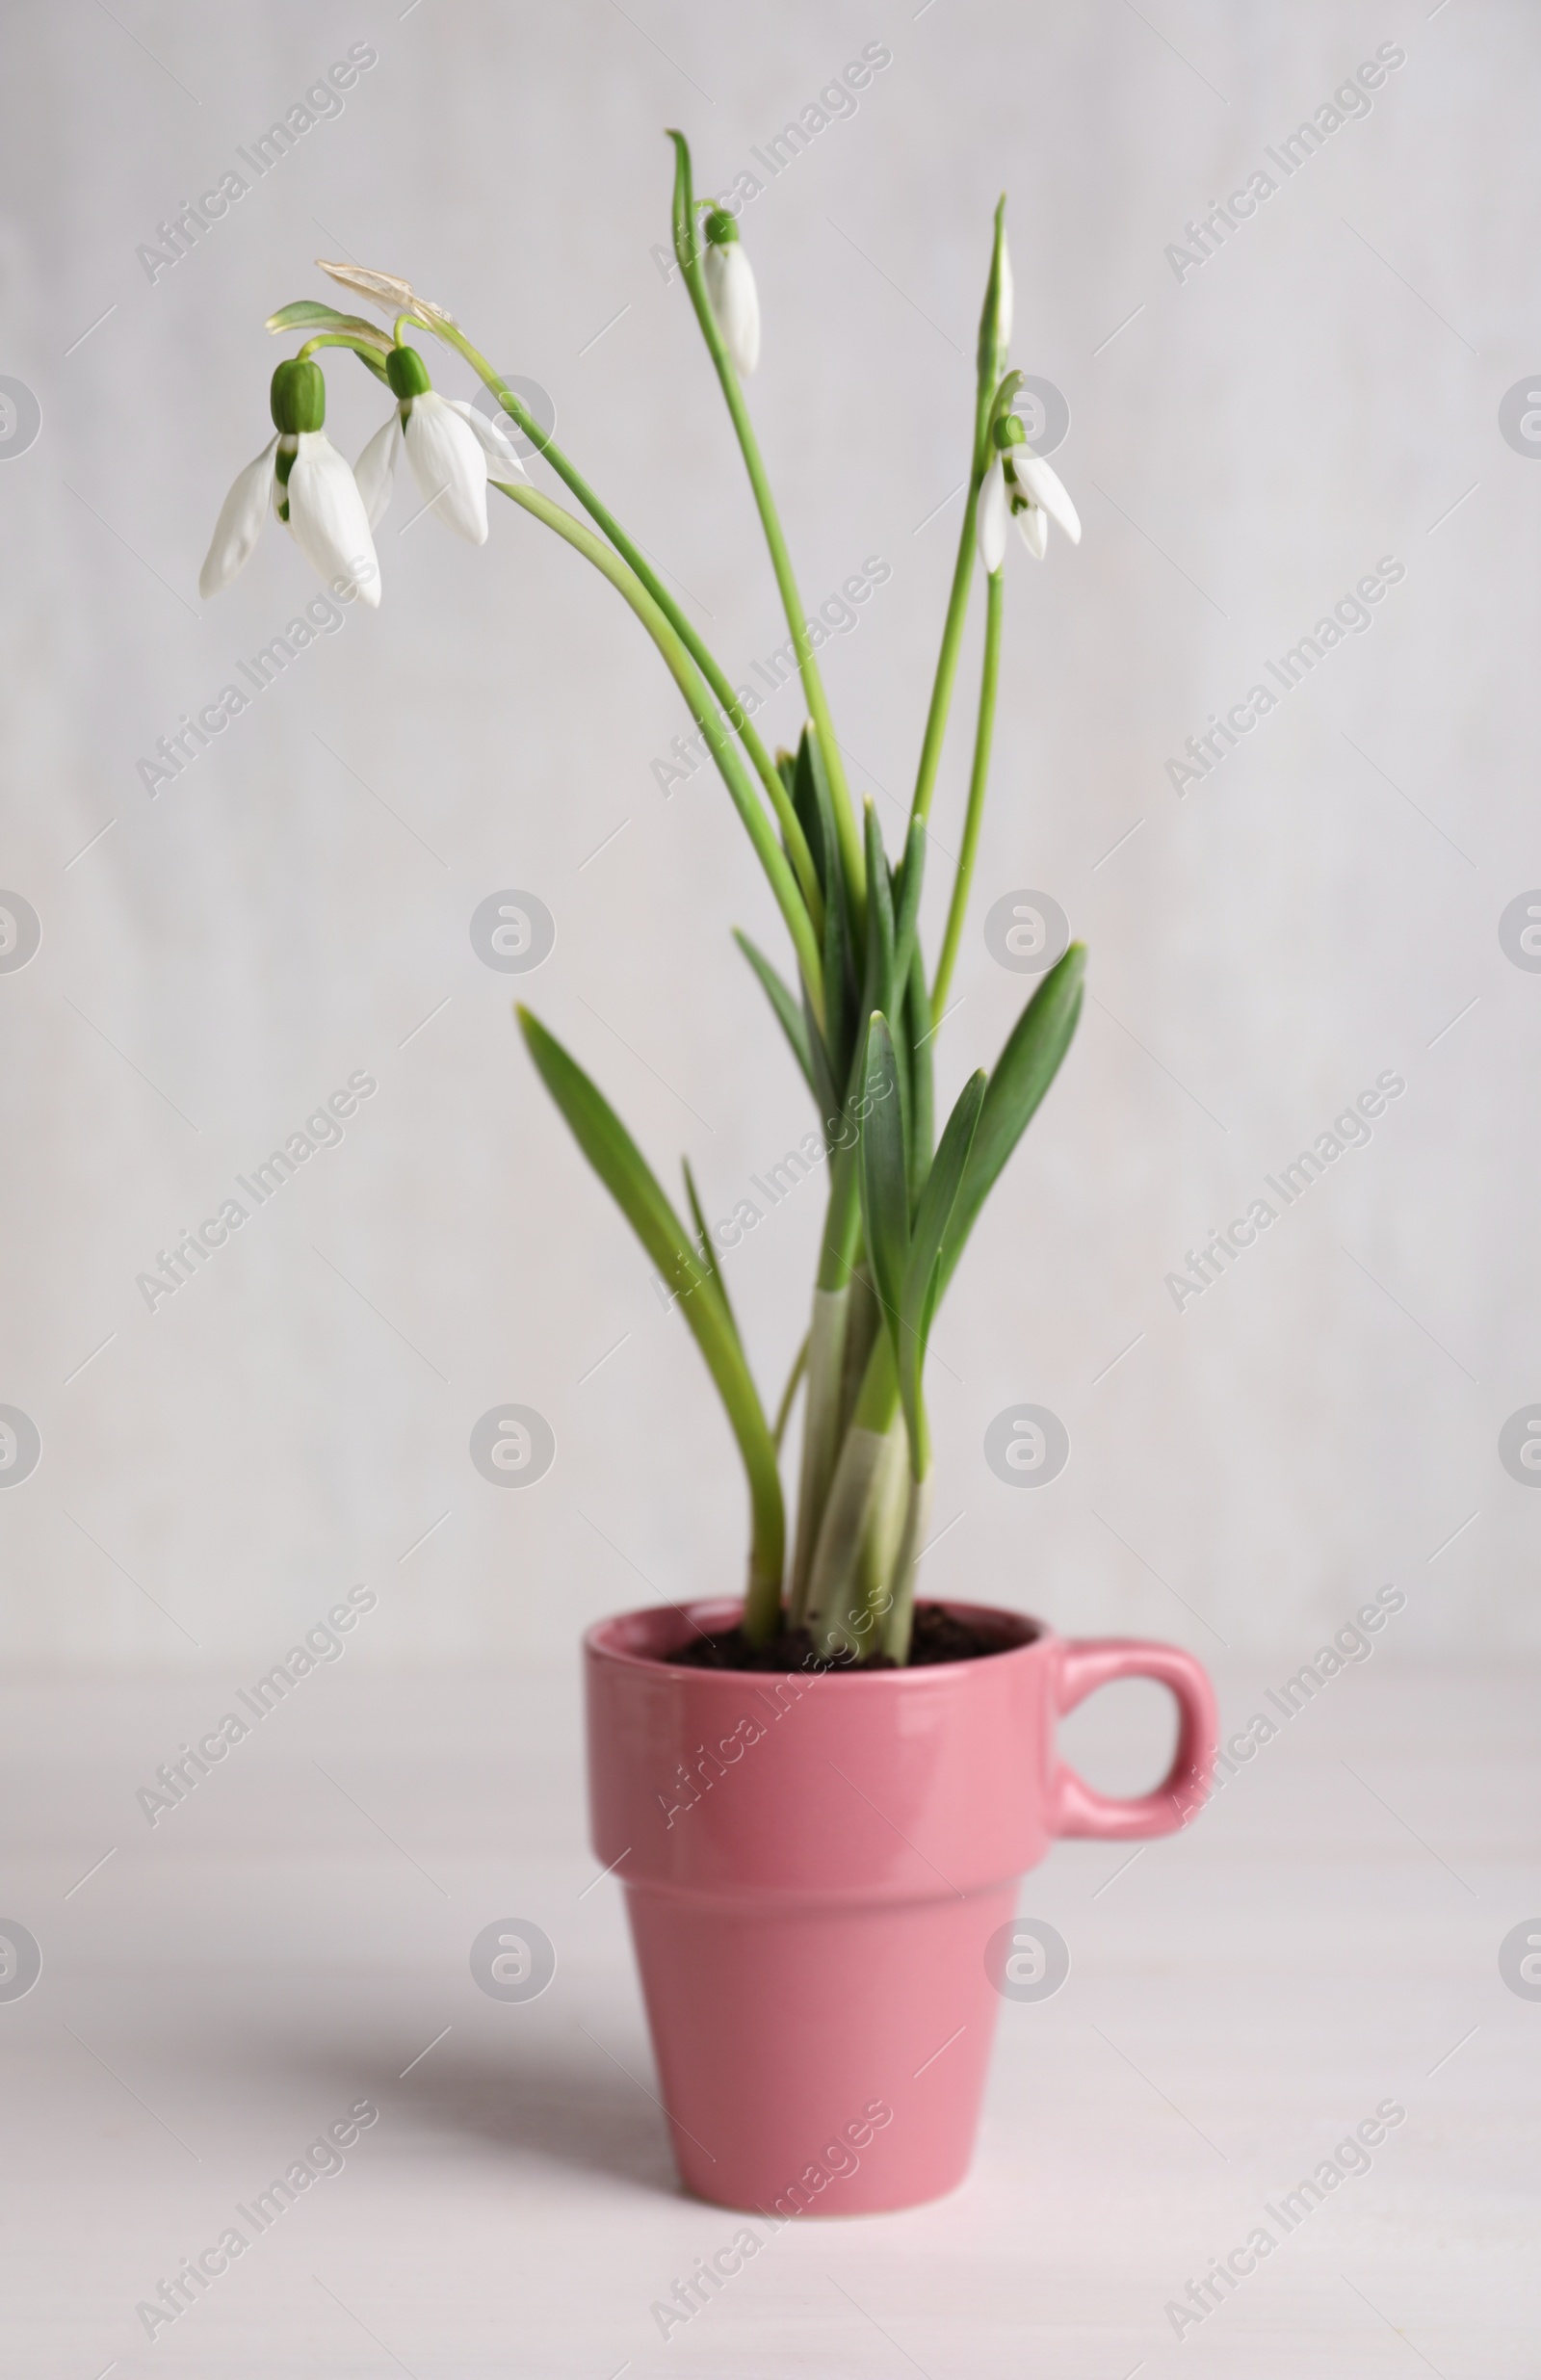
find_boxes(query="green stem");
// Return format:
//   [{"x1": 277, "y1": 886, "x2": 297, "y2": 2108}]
[
  {"x1": 295, "y1": 331, "x2": 391, "y2": 378},
  {"x1": 908, "y1": 432, "x2": 990, "y2": 831},
  {"x1": 667, "y1": 132, "x2": 865, "y2": 919},
  {"x1": 496, "y1": 481, "x2": 825, "y2": 1029},
  {"x1": 907, "y1": 197, "x2": 1008, "y2": 833},
  {"x1": 427, "y1": 319, "x2": 823, "y2": 935},
  {"x1": 931, "y1": 564, "x2": 1004, "y2": 1015}
]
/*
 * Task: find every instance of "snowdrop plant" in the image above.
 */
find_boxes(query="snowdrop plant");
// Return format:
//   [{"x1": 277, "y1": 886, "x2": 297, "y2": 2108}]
[{"x1": 198, "y1": 138, "x2": 1085, "y2": 1664}]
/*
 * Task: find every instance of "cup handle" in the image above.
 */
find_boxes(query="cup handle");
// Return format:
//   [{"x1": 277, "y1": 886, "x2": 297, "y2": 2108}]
[{"x1": 1051, "y1": 1638, "x2": 1218, "y2": 1840}]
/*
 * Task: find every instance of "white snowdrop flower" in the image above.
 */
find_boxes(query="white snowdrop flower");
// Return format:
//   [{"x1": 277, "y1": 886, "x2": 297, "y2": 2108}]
[
  {"x1": 356, "y1": 345, "x2": 526, "y2": 544},
  {"x1": 702, "y1": 208, "x2": 760, "y2": 378},
  {"x1": 199, "y1": 359, "x2": 379, "y2": 606},
  {"x1": 976, "y1": 416, "x2": 1080, "y2": 572}
]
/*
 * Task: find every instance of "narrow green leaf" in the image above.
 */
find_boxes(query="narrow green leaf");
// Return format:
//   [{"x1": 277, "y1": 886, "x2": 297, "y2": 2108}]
[
  {"x1": 734, "y1": 929, "x2": 814, "y2": 1099},
  {"x1": 790, "y1": 729, "x2": 828, "y2": 893},
  {"x1": 519, "y1": 1008, "x2": 706, "y2": 1296},
  {"x1": 682, "y1": 1156, "x2": 741, "y2": 1347},
  {"x1": 892, "y1": 1070, "x2": 985, "y2": 1473},
  {"x1": 938, "y1": 943, "x2": 1085, "y2": 1295},
  {"x1": 905, "y1": 946, "x2": 934, "y2": 1211},
  {"x1": 794, "y1": 726, "x2": 855, "y2": 1102},
  {"x1": 892, "y1": 815, "x2": 927, "y2": 994},
  {"x1": 861, "y1": 798, "x2": 896, "y2": 1033},
  {"x1": 823, "y1": 861, "x2": 856, "y2": 1109},
  {"x1": 886, "y1": 971, "x2": 912, "y2": 1198},
  {"x1": 518, "y1": 1007, "x2": 784, "y2": 1632},
  {"x1": 805, "y1": 724, "x2": 863, "y2": 958},
  {"x1": 907, "y1": 1072, "x2": 987, "y2": 1314},
  {"x1": 857, "y1": 1014, "x2": 909, "y2": 1358}
]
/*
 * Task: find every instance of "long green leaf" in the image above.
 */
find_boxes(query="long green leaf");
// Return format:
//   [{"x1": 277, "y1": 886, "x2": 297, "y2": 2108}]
[
  {"x1": 892, "y1": 816, "x2": 927, "y2": 995},
  {"x1": 797, "y1": 727, "x2": 855, "y2": 1102},
  {"x1": 791, "y1": 728, "x2": 829, "y2": 896},
  {"x1": 734, "y1": 929, "x2": 814, "y2": 1099},
  {"x1": 804, "y1": 722, "x2": 863, "y2": 956},
  {"x1": 517, "y1": 1007, "x2": 784, "y2": 1635},
  {"x1": 860, "y1": 798, "x2": 896, "y2": 1033},
  {"x1": 682, "y1": 1156, "x2": 741, "y2": 1347},
  {"x1": 857, "y1": 1013, "x2": 909, "y2": 1356},
  {"x1": 905, "y1": 945, "x2": 934, "y2": 1212},
  {"x1": 897, "y1": 1071, "x2": 985, "y2": 1469},
  {"x1": 937, "y1": 942, "x2": 1085, "y2": 1295},
  {"x1": 857, "y1": 804, "x2": 903, "y2": 1164}
]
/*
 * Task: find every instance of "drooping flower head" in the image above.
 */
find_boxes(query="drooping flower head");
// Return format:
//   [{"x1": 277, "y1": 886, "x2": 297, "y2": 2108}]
[
  {"x1": 702, "y1": 207, "x2": 760, "y2": 379},
  {"x1": 977, "y1": 410, "x2": 1081, "y2": 572},
  {"x1": 199, "y1": 356, "x2": 380, "y2": 606},
  {"x1": 354, "y1": 341, "x2": 525, "y2": 544}
]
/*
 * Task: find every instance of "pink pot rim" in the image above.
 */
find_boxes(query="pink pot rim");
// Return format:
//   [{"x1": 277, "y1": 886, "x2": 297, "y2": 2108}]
[{"x1": 584, "y1": 1595, "x2": 1048, "y2": 1683}]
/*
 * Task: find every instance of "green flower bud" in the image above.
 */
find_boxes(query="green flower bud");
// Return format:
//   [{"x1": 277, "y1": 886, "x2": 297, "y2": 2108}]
[
  {"x1": 994, "y1": 411, "x2": 1027, "y2": 451},
  {"x1": 703, "y1": 206, "x2": 739, "y2": 247},
  {"x1": 385, "y1": 344, "x2": 432, "y2": 401},
  {"x1": 270, "y1": 357, "x2": 326, "y2": 435}
]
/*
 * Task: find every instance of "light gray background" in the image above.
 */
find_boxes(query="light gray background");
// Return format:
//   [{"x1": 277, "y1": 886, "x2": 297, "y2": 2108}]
[{"x1": 2, "y1": 0, "x2": 1536, "y2": 1670}]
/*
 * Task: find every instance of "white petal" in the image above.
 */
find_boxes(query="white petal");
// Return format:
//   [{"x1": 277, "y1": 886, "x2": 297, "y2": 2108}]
[
  {"x1": 447, "y1": 397, "x2": 528, "y2": 481},
  {"x1": 285, "y1": 432, "x2": 381, "y2": 607},
  {"x1": 354, "y1": 412, "x2": 403, "y2": 529},
  {"x1": 403, "y1": 388, "x2": 488, "y2": 543},
  {"x1": 978, "y1": 459, "x2": 1007, "y2": 574},
  {"x1": 1010, "y1": 449, "x2": 1080, "y2": 545},
  {"x1": 704, "y1": 242, "x2": 760, "y2": 377},
  {"x1": 198, "y1": 438, "x2": 276, "y2": 598},
  {"x1": 1014, "y1": 500, "x2": 1048, "y2": 562},
  {"x1": 997, "y1": 232, "x2": 1013, "y2": 352}
]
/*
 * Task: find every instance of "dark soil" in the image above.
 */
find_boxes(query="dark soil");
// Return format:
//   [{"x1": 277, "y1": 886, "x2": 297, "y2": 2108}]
[{"x1": 668, "y1": 1603, "x2": 1015, "y2": 1672}]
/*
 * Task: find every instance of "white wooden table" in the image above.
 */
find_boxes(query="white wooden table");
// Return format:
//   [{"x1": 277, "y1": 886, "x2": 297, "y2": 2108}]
[{"x1": 1, "y1": 1656, "x2": 1533, "y2": 2375}]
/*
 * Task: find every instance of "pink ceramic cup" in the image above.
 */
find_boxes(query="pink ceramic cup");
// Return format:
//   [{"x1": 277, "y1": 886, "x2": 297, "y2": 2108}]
[{"x1": 585, "y1": 1597, "x2": 1216, "y2": 2215}]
